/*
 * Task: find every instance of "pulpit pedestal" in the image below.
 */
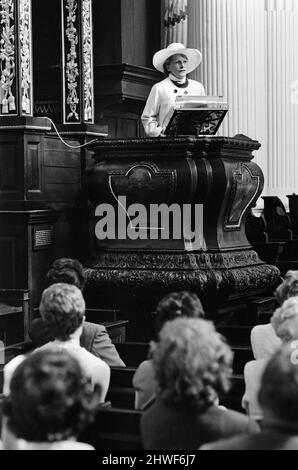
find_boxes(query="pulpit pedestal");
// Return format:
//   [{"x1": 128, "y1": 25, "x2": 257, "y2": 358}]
[{"x1": 85, "y1": 136, "x2": 279, "y2": 311}]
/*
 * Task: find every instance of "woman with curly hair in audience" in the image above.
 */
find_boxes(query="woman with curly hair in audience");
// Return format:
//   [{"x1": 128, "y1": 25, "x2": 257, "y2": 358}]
[
  {"x1": 243, "y1": 296, "x2": 298, "y2": 423},
  {"x1": 1, "y1": 349, "x2": 98, "y2": 450},
  {"x1": 132, "y1": 291, "x2": 205, "y2": 410},
  {"x1": 250, "y1": 270, "x2": 298, "y2": 360},
  {"x1": 141, "y1": 317, "x2": 259, "y2": 450},
  {"x1": 202, "y1": 344, "x2": 298, "y2": 450}
]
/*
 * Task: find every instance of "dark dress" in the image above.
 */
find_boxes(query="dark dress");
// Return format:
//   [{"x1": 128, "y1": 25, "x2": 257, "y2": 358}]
[
  {"x1": 200, "y1": 427, "x2": 298, "y2": 450},
  {"x1": 141, "y1": 399, "x2": 259, "y2": 450}
]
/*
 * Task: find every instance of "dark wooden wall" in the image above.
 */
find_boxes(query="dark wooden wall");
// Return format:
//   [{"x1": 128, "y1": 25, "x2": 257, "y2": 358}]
[
  {"x1": 0, "y1": 124, "x2": 93, "y2": 309},
  {"x1": 93, "y1": 0, "x2": 161, "y2": 68},
  {"x1": 93, "y1": 0, "x2": 162, "y2": 138}
]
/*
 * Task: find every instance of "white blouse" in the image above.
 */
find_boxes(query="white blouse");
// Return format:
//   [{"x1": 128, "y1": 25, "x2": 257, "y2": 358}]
[{"x1": 141, "y1": 77, "x2": 206, "y2": 137}]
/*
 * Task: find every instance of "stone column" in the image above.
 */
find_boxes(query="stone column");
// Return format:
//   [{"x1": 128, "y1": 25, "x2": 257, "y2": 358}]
[
  {"x1": 61, "y1": 0, "x2": 94, "y2": 124},
  {"x1": 0, "y1": 0, "x2": 33, "y2": 117},
  {"x1": 188, "y1": 0, "x2": 298, "y2": 209}
]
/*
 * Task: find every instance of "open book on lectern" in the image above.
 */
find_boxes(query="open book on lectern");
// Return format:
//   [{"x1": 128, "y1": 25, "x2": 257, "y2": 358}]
[{"x1": 164, "y1": 96, "x2": 228, "y2": 136}]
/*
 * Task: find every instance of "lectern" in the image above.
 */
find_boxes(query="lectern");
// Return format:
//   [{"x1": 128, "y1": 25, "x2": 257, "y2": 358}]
[{"x1": 165, "y1": 96, "x2": 228, "y2": 136}]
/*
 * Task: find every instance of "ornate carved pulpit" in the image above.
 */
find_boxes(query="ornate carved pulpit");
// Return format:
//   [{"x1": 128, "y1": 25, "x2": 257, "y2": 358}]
[{"x1": 85, "y1": 135, "x2": 280, "y2": 309}]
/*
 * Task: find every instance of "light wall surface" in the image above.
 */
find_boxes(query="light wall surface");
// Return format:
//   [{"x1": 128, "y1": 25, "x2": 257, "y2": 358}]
[{"x1": 188, "y1": 0, "x2": 298, "y2": 209}]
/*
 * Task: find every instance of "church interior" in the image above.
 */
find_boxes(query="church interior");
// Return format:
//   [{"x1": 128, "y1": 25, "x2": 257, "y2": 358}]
[{"x1": 0, "y1": 0, "x2": 298, "y2": 451}]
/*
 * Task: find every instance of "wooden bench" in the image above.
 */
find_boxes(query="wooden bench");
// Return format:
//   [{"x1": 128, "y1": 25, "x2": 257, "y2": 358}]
[
  {"x1": 107, "y1": 366, "x2": 245, "y2": 412},
  {"x1": 103, "y1": 320, "x2": 129, "y2": 344},
  {"x1": 0, "y1": 341, "x2": 34, "y2": 391},
  {"x1": 0, "y1": 290, "x2": 30, "y2": 343},
  {"x1": 80, "y1": 407, "x2": 143, "y2": 450},
  {"x1": 114, "y1": 341, "x2": 253, "y2": 373}
]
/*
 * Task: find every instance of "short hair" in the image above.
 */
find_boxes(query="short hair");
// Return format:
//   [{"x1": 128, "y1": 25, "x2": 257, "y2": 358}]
[
  {"x1": 3, "y1": 349, "x2": 96, "y2": 442},
  {"x1": 271, "y1": 297, "x2": 298, "y2": 342},
  {"x1": 258, "y1": 344, "x2": 298, "y2": 423},
  {"x1": 152, "y1": 318, "x2": 233, "y2": 411},
  {"x1": 274, "y1": 270, "x2": 298, "y2": 305},
  {"x1": 46, "y1": 258, "x2": 86, "y2": 291},
  {"x1": 155, "y1": 291, "x2": 205, "y2": 334},
  {"x1": 39, "y1": 283, "x2": 85, "y2": 341},
  {"x1": 163, "y1": 53, "x2": 188, "y2": 75}
]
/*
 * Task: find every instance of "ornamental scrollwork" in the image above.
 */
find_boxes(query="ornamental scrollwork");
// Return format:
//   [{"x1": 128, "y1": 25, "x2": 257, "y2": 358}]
[
  {"x1": 82, "y1": 0, "x2": 93, "y2": 122},
  {"x1": 65, "y1": 0, "x2": 79, "y2": 121},
  {"x1": 0, "y1": 0, "x2": 16, "y2": 115},
  {"x1": 19, "y1": 0, "x2": 32, "y2": 115}
]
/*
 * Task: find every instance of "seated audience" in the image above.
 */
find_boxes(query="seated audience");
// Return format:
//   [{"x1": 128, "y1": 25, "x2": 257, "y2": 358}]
[
  {"x1": 36, "y1": 283, "x2": 110, "y2": 401},
  {"x1": 132, "y1": 291, "x2": 205, "y2": 410},
  {"x1": 201, "y1": 344, "x2": 298, "y2": 450},
  {"x1": 3, "y1": 284, "x2": 111, "y2": 402},
  {"x1": 29, "y1": 258, "x2": 125, "y2": 367},
  {"x1": 250, "y1": 270, "x2": 298, "y2": 360},
  {"x1": 1, "y1": 349, "x2": 97, "y2": 450},
  {"x1": 242, "y1": 296, "x2": 298, "y2": 422},
  {"x1": 141, "y1": 318, "x2": 259, "y2": 450}
]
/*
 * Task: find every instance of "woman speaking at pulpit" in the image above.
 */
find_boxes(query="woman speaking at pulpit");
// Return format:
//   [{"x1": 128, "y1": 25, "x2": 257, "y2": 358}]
[{"x1": 141, "y1": 43, "x2": 205, "y2": 137}]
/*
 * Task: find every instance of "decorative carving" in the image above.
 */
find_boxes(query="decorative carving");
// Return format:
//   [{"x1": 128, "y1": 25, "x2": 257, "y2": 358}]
[
  {"x1": 34, "y1": 101, "x2": 60, "y2": 121},
  {"x1": 19, "y1": 0, "x2": 32, "y2": 115},
  {"x1": 82, "y1": 0, "x2": 93, "y2": 122},
  {"x1": 63, "y1": 0, "x2": 80, "y2": 122},
  {"x1": 87, "y1": 250, "x2": 263, "y2": 272},
  {"x1": 0, "y1": 0, "x2": 16, "y2": 115},
  {"x1": 89, "y1": 135, "x2": 261, "y2": 161},
  {"x1": 85, "y1": 250, "x2": 280, "y2": 293},
  {"x1": 165, "y1": 110, "x2": 227, "y2": 136},
  {"x1": 108, "y1": 162, "x2": 177, "y2": 205},
  {"x1": 0, "y1": 0, "x2": 33, "y2": 117},
  {"x1": 224, "y1": 163, "x2": 261, "y2": 231}
]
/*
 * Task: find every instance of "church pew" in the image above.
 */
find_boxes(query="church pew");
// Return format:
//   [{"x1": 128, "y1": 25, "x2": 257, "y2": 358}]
[
  {"x1": 115, "y1": 342, "x2": 150, "y2": 366},
  {"x1": 114, "y1": 341, "x2": 254, "y2": 373},
  {"x1": 0, "y1": 341, "x2": 35, "y2": 391},
  {"x1": 108, "y1": 367, "x2": 245, "y2": 411},
  {"x1": 80, "y1": 407, "x2": 143, "y2": 450},
  {"x1": 217, "y1": 325, "x2": 253, "y2": 344}
]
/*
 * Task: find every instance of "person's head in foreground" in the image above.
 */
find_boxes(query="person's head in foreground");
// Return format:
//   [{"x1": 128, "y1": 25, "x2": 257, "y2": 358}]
[
  {"x1": 153, "y1": 42, "x2": 202, "y2": 78},
  {"x1": 1, "y1": 349, "x2": 97, "y2": 449},
  {"x1": 45, "y1": 257, "x2": 86, "y2": 291},
  {"x1": 271, "y1": 297, "x2": 298, "y2": 343},
  {"x1": 39, "y1": 283, "x2": 85, "y2": 341},
  {"x1": 274, "y1": 270, "x2": 298, "y2": 306},
  {"x1": 258, "y1": 343, "x2": 298, "y2": 428},
  {"x1": 155, "y1": 290, "x2": 205, "y2": 335},
  {"x1": 151, "y1": 317, "x2": 233, "y2": 411}
]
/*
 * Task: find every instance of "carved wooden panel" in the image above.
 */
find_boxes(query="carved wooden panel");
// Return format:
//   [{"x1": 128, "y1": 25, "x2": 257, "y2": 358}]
[
  {"x1": 27, "y1": 142, "x2": 42, "y2": 193},
  {"x1": 0, "y1": 142, "x2": 19, "y2": 193},
  {"x1": 0, "y1": 237, "x2": 17, "y2": 288}
]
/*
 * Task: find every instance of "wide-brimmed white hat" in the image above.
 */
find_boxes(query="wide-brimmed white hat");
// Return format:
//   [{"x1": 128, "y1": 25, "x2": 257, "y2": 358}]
[{"x1": 153, "y1": 43, "x2": 202, "y2": 74}]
